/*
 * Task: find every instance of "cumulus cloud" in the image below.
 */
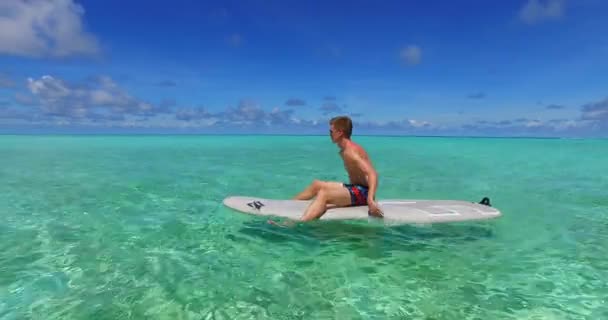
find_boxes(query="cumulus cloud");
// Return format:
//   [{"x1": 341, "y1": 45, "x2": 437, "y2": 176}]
[
  {"x1": 207, "y1": 99, "x2": 298, "y2": 127},
  {"x1": 0, "y1": 0, "x2": 100, "y2": 58},
  {"x1": 459, "y1": 96, "x2": 608, "y2": 136},
  {"x1": 546, "y1": 119, "x2": 590, "y2": 131},
  {"x1": 14, "y1": 92, "x2": 38, "y2": 106},
  {"x1": 4, "y1": 75, "x2": 307, "y2": 130},
  {"x1": 408, "y1": 119, "x2": 432, "y2": 128},
  {"x1": 285, "y1": 98, "x2": 306, "y2": 106},
  {"x1": 268, "y1": 107, "x2": 295, "y2": 125},
  {"x1": 580, "y1": 97, "x2": 608, "y2": 122},
  {"x1": 320, "y1": 102, "x2": 342, "y2": 115},
  {"x1": 175, "y1": 107, "x2": 211, "y2": 121},
  {"x1": 353, "y1": 118, "x2": 436, "y2": 134},
  {"x1": 400, "y1": 45, "x2": 422, "y2": 66},
  {"x1": 26, "y1": 75, "x2": 161, "y2": 118},
  {"x1": 158, "y1": 99, "x2": 176, "y2": 111},
  {"x1": 463, "y1": 116, "x2": 595, "y2": 137},
  {"x1": 215, "y1": 99, "x2": 266, "y2": 124},
  {"x1": 519, "y1": 0, "x2": 564, "y2": 24},
  {"x1": 4, "y1": 74, "x2": 606, "y2": 137},
  {"x1": 11, "y1": 75, "x2": 172, "y2": 124},
  {"x1": 0, "y1": 107, "x2": 36, "y2": 121},
  {"x1": 475, "y1": 118, "x2": 541, "y2": 127}
]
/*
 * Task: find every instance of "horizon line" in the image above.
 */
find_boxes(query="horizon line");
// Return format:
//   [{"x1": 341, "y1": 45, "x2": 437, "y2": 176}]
[{"x1": 2, "y1": 132, "x2": 605, "y2": 140}]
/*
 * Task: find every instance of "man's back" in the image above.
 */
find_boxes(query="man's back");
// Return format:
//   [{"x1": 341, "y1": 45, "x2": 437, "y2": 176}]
[{"x1": 340, "y1": 140, "x2": 373, "y2": 186}]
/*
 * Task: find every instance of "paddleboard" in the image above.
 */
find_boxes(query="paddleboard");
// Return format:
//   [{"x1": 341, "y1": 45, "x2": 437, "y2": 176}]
[{"x1": 222, "y1": 196, "x2": 501, "y2": 225}]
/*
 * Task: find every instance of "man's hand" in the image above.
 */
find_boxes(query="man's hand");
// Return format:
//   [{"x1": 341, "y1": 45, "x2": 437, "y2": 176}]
[{"x1": 367, "y1": 199, "x2": 383, "y2": 218}]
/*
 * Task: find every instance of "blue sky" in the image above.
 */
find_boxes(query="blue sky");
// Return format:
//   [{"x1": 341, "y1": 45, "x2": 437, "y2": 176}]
[{"x1": 1, "y1": 0, "x2": 607, "y2": 137}]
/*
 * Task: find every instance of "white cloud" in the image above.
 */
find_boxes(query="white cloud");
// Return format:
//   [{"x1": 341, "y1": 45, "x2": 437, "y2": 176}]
[
  {"x1": 10, "y1": 75, "x2": 304, "y2": 129},
  {"x1": 0, "y1": 0, "x2": 99, "y2": 58},
  {"x1": 356, "y1": 118, "x2": 434, "y2": 131},
  {"x1": 400, "y1": 45, "x2": 422, "y2": 66},
  {"x1": 23, "y1": 75, "x2": 159, "y2": 119},
  {"x1": 5, "y1": 74, "x2": 606, "y2": 137},
  {"x1": 408, "y1": 119, "x2": 431, "y2": 128},
  {"x1": 576, "y1": 97, "x2": 608, "y2": 131},
  {"x1": 519, "y1": 0, "x2": 564, "y2": 24},
  {"x1": 461, "y1": 115, "x2": 600, "y2": 137},
  {"x1": 550, "y1": 119, "x2": 588, "y2": 131},
  {"x1": 524, "y1": 119, "x2": 543, "y2": 127},
  {"x1": 580, "y1": 97, "x2": 608, "y2": 121}
]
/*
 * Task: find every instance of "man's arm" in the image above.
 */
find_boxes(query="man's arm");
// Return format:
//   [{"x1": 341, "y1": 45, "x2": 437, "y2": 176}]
[
  {"x1": 347, "y1": 150, "x2": 378, "y2": 202},
  {"x1": 367, "y1": 168, "x2": 378, "y2": 202}
]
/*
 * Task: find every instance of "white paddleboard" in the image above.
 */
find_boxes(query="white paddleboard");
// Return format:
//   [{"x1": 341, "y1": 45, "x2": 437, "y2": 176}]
[{"x1": 222, "y1": 196, "x2": 502, "y2": 225}]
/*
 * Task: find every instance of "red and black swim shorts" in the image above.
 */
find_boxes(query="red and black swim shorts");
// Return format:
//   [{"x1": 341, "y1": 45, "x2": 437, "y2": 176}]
[{"x1": 343, "y1": 183, "x2": 369, "y2": 206}]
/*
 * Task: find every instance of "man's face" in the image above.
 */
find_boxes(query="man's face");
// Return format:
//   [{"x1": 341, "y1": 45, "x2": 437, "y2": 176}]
[{"x1": 329, "y1": 124, "x2": 340, "y2": 142}]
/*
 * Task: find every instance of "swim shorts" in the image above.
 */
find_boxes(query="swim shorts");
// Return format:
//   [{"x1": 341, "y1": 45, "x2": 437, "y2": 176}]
[{"x1": 343, "y1": 183, "x2": 369, "y2": 206}]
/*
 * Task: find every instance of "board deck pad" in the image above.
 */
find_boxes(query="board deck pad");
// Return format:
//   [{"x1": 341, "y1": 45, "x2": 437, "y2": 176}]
[{"x1": 222, "y1": 196, "x2": 502, "y2": 225}]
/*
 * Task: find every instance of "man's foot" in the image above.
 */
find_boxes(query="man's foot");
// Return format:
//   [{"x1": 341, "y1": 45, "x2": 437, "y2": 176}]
[{"x1": 267, "y1": 219, "x2": 297, "y2": 228}]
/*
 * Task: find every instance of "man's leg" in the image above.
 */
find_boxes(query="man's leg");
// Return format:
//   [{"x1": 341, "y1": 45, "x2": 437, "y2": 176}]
[
  {"x1": 300, "y1": 182, "x2": 352, "y2": 221},
  {"x1": 293, "y1": 179, "x2": 325, "y2": 200}
]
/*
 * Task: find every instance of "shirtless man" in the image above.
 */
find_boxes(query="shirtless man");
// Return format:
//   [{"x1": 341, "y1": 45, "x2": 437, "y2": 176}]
[{"x1": 292, "y1": 115, "x2": 383, "y2": 221}]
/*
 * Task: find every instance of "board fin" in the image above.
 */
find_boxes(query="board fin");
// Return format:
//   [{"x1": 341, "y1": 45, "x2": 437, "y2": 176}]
[{"x1": 478, "y1": 197, "x2": 491, "y2": 207}]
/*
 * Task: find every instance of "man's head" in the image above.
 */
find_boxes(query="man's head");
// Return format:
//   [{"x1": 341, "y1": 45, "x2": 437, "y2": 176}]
[{"x1": 329, "y1": 115, "x2": 353, "y2": 142}]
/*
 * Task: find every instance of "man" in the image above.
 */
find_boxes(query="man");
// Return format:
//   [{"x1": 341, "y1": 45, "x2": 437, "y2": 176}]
[{"x1": 288, "y1": 115, "x2": 383, "y2": 222}]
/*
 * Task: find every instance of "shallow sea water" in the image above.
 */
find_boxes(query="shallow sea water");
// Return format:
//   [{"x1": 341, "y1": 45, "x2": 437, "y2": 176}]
[{"x1": 0, "y1": 135, "x2": 606, "y2": 319}]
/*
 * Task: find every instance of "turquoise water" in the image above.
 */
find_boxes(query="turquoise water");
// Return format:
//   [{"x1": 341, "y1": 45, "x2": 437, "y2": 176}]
[{"x1": 1, "y1": 135, "x2": 606, "y2": 319}]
